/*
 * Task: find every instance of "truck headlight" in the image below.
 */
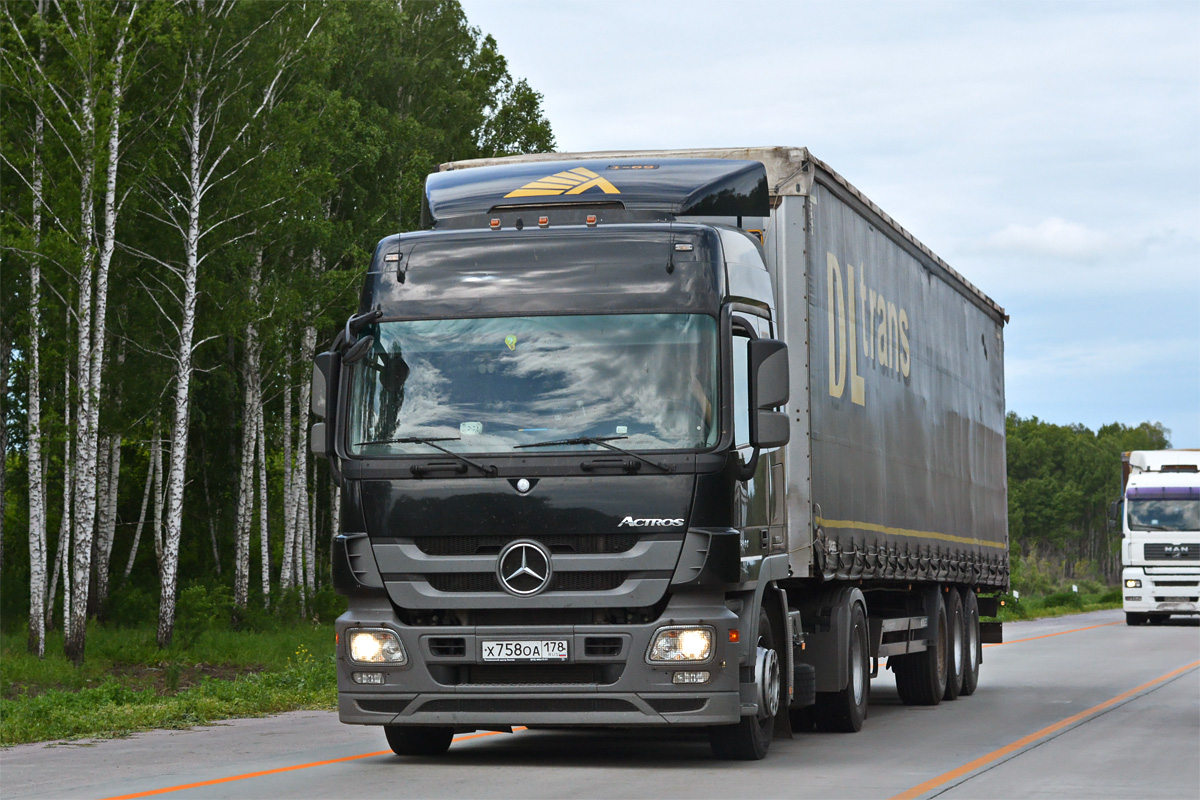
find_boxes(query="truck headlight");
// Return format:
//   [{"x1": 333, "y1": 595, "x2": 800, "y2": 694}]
[
  {"x1": 647, "y1": 626, "x2": 715, "y2": 663},
  {"x1": 1125, "y1": 579, "x2": 1142, "y2": 588},
  {"x1": 348, "y1": 628, "x2": 407, "y2": 665}
]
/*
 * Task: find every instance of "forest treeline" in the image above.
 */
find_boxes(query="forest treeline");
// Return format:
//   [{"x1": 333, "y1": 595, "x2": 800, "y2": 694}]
[
  {"x1": 0, "y1": 0, "x2": 555, "y2": 664},
  {"x1": 0, "y1": 1, "x2": 1175, "y2": 669}
]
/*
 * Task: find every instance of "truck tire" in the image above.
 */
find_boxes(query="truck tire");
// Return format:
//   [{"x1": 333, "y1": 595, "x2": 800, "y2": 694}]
[
  {"x1": 710, "y1": 607, "x2": 778, "y2": 760},
  {"x1": 893, "y1": 586, "x2": 947, "y2": 706},
  {"x1": 942, "y1": 589, "x2": 965, "y2": 701},
  {"x1": 1148, "y1": 614, "x2": 1169, "y2": 625},
  {"x1": 813, "y1": 601, "x2": 869, "y2": 732},
  {"x1": 959, "y1": 588, "x2": 981, "y2": 696},
  {"x1": 1125, "y1": 612, "x2": 1147, "y2": 626},
  {"x1": 384, "y1": 725, "x2": 454, "y2": 756}
]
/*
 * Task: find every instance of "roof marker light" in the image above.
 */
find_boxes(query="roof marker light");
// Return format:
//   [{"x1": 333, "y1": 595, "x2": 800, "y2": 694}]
[
  {"x1": 489, "y1": 218, "x2": 501, "y2": 230},
  {"x1": 674, "y1": 243, "x2": 694, "y2": 252},
  {"x1": 538, "y1": 216, "x2": 549, "y2": 228},
  {"x1": 586, "y1": 215, "x2": 597, "y2": 227}
]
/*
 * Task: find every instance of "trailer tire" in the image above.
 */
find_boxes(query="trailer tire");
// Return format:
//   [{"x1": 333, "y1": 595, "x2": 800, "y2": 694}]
[
  {"x1": 1125, "y1": 612, "x2": 1147, "y2": 626},
  {"x1": 893, "y1": 586, "x2": 947, "y2": 706},
  {"x1": 384, "y1": 725, "x2": 454, "y2": 756},
  {"x1": 813, "y1": 601, "x2": 869, "y2": 732},
  {"x1": 710, "y1": 607, "x2": 778, "y2": 760},
  {"x1": 959, "y1": 588, "x2": 981, "y2": 696},
  {"x1": 943, "y1": 589, "x2": 965, "y2": 701}
]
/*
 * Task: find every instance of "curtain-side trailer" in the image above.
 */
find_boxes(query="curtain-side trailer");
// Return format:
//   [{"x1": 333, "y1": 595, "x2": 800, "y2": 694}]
[{"x1": 311, "y1": 146, "x2": 1009, "y2": 760}]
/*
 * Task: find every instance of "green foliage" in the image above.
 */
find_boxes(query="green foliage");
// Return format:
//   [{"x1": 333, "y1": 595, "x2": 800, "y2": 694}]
[
  {"x1": 1, "y1": 622, "x2": 336, "y2": 744},
  {"x1": 1006, "y1": 413, "x2": 1170, "y2": 585}
]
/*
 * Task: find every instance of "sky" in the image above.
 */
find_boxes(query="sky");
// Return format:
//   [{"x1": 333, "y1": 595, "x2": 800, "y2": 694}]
[{"x1": 457, "y1": 0, "x2": 1200, "y2": 448}]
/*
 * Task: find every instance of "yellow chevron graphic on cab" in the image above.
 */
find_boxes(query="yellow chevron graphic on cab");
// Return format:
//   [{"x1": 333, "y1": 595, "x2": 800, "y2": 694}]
[{"x1": 504, "y1": 167, "x2": 620, "y2": 198}]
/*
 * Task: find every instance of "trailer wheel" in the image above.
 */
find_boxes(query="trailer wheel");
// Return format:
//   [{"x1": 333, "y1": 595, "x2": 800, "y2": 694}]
[
  {"x1": 710, "y1": 607, "x2": 778, "y2": 760},
  {"x1": 942, "y1": 589, "x2": 965, "y2": 701},
  {"x1": 384, "y1": 725, "x2": 454, "y2": 756},
  {"x1": 959, "y1": 588, "x2": 981, "y2": 696},
  {"x1": 813, "y1": 601, "x2": 869, "y2": 732},
  {"x1": 893, "y1": 586, "x2": 947, "y2": 705},
  {"x1": 1125, "y1": 612, "x2": 1147, "y2": 626}
]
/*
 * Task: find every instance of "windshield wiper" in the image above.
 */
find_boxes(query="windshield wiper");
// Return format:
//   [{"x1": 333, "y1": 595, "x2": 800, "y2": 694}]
[
  {"x1": 514, "y1": 436, "x2": 674, "y2": 473},
  {"x1": 354, "y1": 436, "x2": 497, "y2": 477}
]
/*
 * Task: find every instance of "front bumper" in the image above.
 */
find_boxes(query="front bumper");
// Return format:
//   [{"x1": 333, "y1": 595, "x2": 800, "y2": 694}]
[
  {"x1": 1122, "y1": 567, "x2": 1200, "y2": 615},
  {"x1": 335, "y1": 599, "x2": 744, "y2": 728}
]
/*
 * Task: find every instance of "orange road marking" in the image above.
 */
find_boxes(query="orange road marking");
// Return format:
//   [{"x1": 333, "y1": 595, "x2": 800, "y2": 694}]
[
  {"x1": 98, "y1": 727, "x2": 528, "y2": 800},
  {"x1": 982, "y1": 619, "x2": 1122, "y2": 648},
  {"x1": 889, "y1": 660, "x2": 1200, "y2": 800}
]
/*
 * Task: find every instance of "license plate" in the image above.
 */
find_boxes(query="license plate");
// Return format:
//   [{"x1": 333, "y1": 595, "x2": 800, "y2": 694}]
[
  {"x1": 1161, "y1": 597, "x2": 1191, "y2": 603},
  {"x1": 481, "y1": 639, "x2": 569, "y2": 662}
]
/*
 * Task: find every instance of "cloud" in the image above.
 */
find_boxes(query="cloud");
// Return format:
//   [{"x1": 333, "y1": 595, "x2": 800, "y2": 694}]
[{"x1": 976, "y1": 218, "x2": 1115, "y2": 261}]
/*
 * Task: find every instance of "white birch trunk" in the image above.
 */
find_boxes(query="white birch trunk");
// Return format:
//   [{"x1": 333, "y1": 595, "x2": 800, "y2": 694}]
[
  {"x1": 122, "y1": 436, "x2": 156, "y2": 584},
  {"x1": 64, "y1": 71, "x2": 98, "y2": 665},
  {"x1": 255, "y1": 379, "x2": 271, "y2": 607},
  {"x1": 27, "y1": 20, "x2": 48, "y2": 654},
  {"x1": 233, "y1": 385, "x2": 256, "y2": 606},
  {"x1": 296, "y1": 326, "x2": 316, "y2": 601},
  {"x1": 95, "y1": 437, "x2": 121, "y2": 607},
  {"x1": 280, "y1": 378, "x2": 296, "y2": 592},
  {"x1": 157, "y1": 79, "x2": 204, "y2": 649},
  {"x1": 152, "y1": 434, "x2": 164, "y2": 577}
]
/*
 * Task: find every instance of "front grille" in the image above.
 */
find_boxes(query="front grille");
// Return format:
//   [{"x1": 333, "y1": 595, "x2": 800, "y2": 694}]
[
  {"x1": 462, "y1": 664, "x2": 612, "y2": 685},
  {"x1": 1155, "y1": 581, "x2": 1199, "y2": 587},
  {"x1": 584, "y1": 636, "x2": 623, "y2": 657},
  {"x1": 427, "y1": 572, "x2": 627, "y2": 593},
  {"x1": 413, "y1": 534, "x2": 640, "y2": 556},
  {"x1": 1144, "y1": 543, "x2": 1199, "y2": 560},
  {"x1": 419, "y1": 698, "x2": 637, "y2": 714},
  {"x1": 1154, "y1": 596, "x2": 1199, "y2": 602},
  {"x1": 428, "y1": 637, "x2": 466, "y2": 657}
]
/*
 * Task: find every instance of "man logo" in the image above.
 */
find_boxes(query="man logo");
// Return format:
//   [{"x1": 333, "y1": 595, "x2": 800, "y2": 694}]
[
  {"x1": 496, "y1": 540, "x2": 553, "y2": 596},
  {"x1": 504, "y1": 167, "x2": 620, "y2": 198}
]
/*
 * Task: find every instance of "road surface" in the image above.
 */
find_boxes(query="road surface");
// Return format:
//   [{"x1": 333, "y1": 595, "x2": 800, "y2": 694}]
[{"x1": 3, "y1": 609, "x2": 1197, "y2": 799}]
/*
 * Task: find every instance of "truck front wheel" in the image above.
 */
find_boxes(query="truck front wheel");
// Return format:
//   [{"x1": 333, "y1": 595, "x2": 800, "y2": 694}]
[
  {"x1": 384, "y1": 725, "x2": 454, "y2": 756},
  {"x1": 1125, "y1": 612, "x2": 1147, "y2": 626},
  {"x1": 813, "y1": 600, "x2": 869, "y2": 732},
  {"x1": 709, "y1": 607, "x2": 778, "y2": 760}
]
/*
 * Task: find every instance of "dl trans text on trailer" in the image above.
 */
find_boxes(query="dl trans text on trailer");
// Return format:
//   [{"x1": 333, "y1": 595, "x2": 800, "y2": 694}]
[{"x1": 310, "y1": 147, "x2": 1010, "y2": 760}]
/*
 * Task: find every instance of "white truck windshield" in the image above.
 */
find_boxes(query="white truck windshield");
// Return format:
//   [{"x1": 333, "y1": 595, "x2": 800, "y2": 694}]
[
  {"x1": 347, "y1": 314, "x2": 718, "y2": 455},
  {"x1": 1127, "y1": 497, "x2": 1200, "y2": 532}
]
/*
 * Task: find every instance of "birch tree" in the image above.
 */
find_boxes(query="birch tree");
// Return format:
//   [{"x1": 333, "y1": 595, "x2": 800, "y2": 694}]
[{"x1": 143, "y1": 1, "x2": 319, "y2": 646}]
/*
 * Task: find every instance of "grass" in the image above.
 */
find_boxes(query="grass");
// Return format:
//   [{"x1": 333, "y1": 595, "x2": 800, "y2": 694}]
[
  {"x1": 1, "y1": 622, "x2": 337, "y2": 746},
  {"x1": 994, "y1": 585, "x2": 1124, "y2": 622}
]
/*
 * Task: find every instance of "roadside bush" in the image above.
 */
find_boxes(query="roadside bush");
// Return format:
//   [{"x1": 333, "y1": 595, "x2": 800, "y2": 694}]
[
  {"x1": 1041, "y1": 590, "x2": 1085, "y2": 610},
  {"x1": 106, "y1": 585, "x2": 159, "y2": 628},
  {"x1": 174, "y1": 584, "x2": 235, "y2": 651}
]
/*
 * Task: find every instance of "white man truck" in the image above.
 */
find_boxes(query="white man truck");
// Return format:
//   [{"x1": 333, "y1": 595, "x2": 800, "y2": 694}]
[
  {"x1": 312, "y1": 146, "x2": 1009, "y2": 760},
  {"x1": 1118, "y1": 450, "x2": 1200, "y2": 625}
]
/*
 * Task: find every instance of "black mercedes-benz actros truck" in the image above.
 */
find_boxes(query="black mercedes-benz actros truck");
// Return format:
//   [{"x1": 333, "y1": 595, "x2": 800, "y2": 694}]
[{"x1": 311, "y1": 147, "x2": 1009, "y2": 760}]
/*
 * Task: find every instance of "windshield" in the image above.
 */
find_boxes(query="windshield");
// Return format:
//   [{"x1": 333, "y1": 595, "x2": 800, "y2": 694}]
[
  {"x1": 347, "y1": 314, "x2": 718, "y2": 456},
  {"x1": 1127, "y1": 498, "x2": 1200, "y2": 532}
]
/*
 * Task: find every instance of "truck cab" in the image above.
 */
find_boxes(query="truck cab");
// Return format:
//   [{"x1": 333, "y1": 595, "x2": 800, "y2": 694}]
[{"x1": 1118, "y1": 450, "x2": 1200, "y2": 625}]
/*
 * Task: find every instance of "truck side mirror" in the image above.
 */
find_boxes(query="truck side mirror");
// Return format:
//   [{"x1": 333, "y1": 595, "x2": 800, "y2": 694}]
[
  {"x1": 1108, "y1": 499, "x2": 1122, "y2": 524},
  {"x1": 749, "y1": 338, "x2": 789, "y2": 449},
  {"x1": 310, "y1": 351, "x2": 338, "y2": 457}
]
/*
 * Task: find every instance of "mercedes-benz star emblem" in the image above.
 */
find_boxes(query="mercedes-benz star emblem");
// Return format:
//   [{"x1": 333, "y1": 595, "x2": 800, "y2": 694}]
[{"x1": 497, "y1": 540, "x2": 552, "y2": 596}]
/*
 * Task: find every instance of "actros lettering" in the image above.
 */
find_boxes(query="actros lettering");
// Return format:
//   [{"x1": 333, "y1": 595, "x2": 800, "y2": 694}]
[
  {"x1": 826, "y1": 252, "x2": 911, "y2": 407},
  {"x1": 618, "y1": 516, "x2": 685, "y2": 527}
]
